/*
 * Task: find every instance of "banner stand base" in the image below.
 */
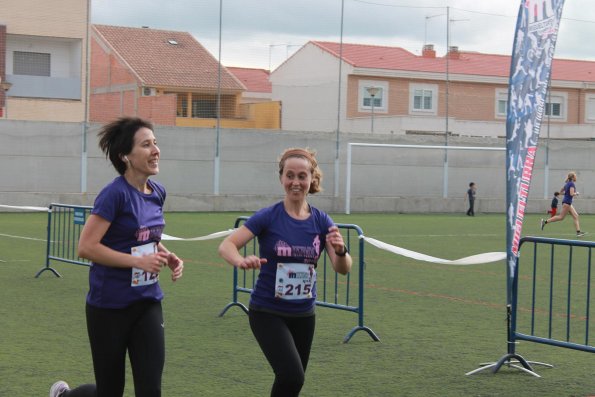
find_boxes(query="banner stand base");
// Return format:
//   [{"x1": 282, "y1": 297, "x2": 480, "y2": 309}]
[
  {"x1": 466, "y1": 304, "x2": 553, "y2": 377},
  {"x1": 465, "y1": 353, "x2": 553, "y2": 377}
]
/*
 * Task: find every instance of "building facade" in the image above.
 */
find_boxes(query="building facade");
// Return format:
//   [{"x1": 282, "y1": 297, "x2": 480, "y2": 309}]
[
  {"x1": 1, "y1": 0, "x2": 89, "y2": 122},
  {"x1": 90, "y1": 24, "x2": 281, "y2": 129},
  {"x1": 270, "y1": 41, "x2": 595, "y2": 139}
]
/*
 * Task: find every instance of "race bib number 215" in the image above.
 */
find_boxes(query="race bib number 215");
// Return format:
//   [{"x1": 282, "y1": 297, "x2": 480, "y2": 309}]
[{"x1": 275, "y1": 263, "x2": 315, "y2": 300}]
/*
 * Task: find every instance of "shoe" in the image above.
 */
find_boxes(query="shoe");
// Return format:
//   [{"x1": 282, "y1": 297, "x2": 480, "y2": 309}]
[
  {"x1": 49, "y1": 381, "x2": 70, "y2": 397},
  {"x1": 540, "y1": 219, "x2": 545, "y2": 230},
  {"x1": 577, "y1": 231, "x2": 587, "y2": 237}
]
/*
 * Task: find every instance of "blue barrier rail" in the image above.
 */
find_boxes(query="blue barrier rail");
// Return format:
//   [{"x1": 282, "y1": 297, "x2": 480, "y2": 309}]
[
  {"x1": 35, "y1": 203, "x2": 92, "y2": 278},
  {"x1": 219, "y1": 216, "x2": 379, "y2": 343},
  {"x1": 467, "y1": 235, "x2": 593, "y2": 377},
  {"x1": 513, "y1": 236, "x2": 593, "y2": 353}
]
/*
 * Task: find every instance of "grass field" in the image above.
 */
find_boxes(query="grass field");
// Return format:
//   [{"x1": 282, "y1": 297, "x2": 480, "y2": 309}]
[{"x1": 1, "y1": 211, "x2": 594, "y2": 396}]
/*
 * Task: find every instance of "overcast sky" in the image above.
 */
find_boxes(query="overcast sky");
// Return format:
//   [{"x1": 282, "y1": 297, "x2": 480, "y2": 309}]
[{"x1": 91, "y1": 0, "x2": 595, "y2": 70}]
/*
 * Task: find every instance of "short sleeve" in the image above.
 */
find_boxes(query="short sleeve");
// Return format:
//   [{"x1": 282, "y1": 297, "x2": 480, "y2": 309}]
[
  {"x1": 92, "y1": 181, "x2": 123, "y2": 222},
  {"x1": 244, "y1": 206, "x2": 270, "y2": 236}
]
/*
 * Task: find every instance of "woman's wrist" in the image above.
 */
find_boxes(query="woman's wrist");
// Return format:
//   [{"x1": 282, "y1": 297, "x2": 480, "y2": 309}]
[{"x1": 335, "y1": 244, "x2": 348, "y2": 257}]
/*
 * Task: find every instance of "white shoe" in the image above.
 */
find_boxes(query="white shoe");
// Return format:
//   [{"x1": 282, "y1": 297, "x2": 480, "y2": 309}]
[{"x1": 49, "y1": 381, "x2": 70, "y2": 397}]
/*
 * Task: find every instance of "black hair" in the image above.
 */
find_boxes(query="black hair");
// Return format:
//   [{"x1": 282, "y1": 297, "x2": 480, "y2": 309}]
[{"x1": 97, "y1": 117, "x2": 154, "y2": 175}]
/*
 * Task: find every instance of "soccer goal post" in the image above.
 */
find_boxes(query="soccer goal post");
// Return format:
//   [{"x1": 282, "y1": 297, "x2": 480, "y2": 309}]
[{"x1": 345, "y1": 143, "x2": 506, "y2": 214}]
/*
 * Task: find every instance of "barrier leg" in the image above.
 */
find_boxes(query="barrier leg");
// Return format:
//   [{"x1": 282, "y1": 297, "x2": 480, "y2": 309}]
[
  {"x1": 35, "y1": 266, "x2": 61, "y2": 278},
  {"x1": 218, "y1": 267, "x2": 249, "y2": 317},
  {"x1": 218, "y1": 302, "x2": 249, "y2": 317},
  {"x1": 35, "y1": 208, "x2": 60, "y2": 278},
  {"x1": 343, "y1": 325, "x2": 380, "y2": 343}
]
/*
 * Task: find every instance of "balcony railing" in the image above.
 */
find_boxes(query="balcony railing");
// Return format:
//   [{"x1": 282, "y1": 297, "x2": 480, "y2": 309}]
[{"x1": 6, "y1": 74, "x2": 81, "y2": 100}]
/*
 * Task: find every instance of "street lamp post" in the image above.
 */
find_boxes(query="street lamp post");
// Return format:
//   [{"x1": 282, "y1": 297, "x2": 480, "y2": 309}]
[{"x1": 366, "y1": 86, "x2": 380, "y2": 133}]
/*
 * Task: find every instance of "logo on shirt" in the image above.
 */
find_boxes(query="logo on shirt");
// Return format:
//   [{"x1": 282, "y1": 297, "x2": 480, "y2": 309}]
[
  {"x1": 274, "y1": 235, "x2": 321, "y2": 263},
  {"x1": 136, "y1": 225, "x2": 164, "y2": 242}
]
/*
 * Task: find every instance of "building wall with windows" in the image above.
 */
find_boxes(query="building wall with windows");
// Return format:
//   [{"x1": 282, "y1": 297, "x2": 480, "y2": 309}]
[
  {"x1": 272, "y1": 41, "x2": 595, "y2": 139},
  {"x1": 1, "y1": 0, "x2": 88, "y2": 122}
]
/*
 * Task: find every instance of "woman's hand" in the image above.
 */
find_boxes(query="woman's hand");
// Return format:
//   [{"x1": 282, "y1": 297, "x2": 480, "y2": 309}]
[
  {"x1": 135, "y1": 251, "x2": 170, "y2": 274},
  {"x1": 166, "y1": 252, "x2": 184, "y2": 282},
  {"x1": 236, "y1": 255, "x2": 267, "y2": 270},
  {"x1": 326, "y1": 226, "x2": 346, "y2": 255}
]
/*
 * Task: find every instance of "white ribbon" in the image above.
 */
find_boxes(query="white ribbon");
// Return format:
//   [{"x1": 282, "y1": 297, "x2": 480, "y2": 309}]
[
  {"x1": 1, "y1": 203, "x2": 505, "y2": 265},
  {"x1": 361, "y1": 236, "x2": 506, "y2": 265},
  {"x1": 161, "y1": 229, "x2": 235, "y2": 241},
  {"x1": 0, "y1": 204, "x2": 50, "y2": 211}
]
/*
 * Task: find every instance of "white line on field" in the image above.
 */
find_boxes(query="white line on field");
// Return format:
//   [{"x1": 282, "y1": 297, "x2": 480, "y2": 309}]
[{"x1": 0, "y1": 233, "x2": 47, "y2": 242}]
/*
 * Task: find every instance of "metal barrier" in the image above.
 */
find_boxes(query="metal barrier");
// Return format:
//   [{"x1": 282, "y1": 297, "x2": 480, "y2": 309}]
[
  {"x1": 513, "y1": 237, "x2": 593, "y2": 353},
  {"x1": 219, "y1": 216, "x2": 379, "y2": 343},
  {"x1": 35, "y1": 203, "x2": 92, "y2": 278},
  {"x1": 468, "y1": 236, "x2": 593, "y2": 376}
]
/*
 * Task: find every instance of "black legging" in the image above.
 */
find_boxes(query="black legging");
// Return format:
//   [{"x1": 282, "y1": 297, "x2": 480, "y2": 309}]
[
  {"x1": 61, "y1": 300, "x2": 165, "y2": 397},
  {"x1": 249, "y1": 309, "x2": 316, "y2": 397}
]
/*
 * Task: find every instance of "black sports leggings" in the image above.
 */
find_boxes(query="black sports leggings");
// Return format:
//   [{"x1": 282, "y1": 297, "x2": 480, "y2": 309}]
[
  {"x1": 249, "y1": 309, "x2": 316, "y2": 397},
  {"x1": 62, "y1": 300, "x2": 165, "y2": 397}
]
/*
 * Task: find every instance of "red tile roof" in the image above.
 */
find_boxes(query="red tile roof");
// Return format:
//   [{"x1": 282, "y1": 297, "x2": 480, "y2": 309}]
[
  {"x1": 226, "y1": 67, "x2": 271, "y2": 93},
  {"x1": 93, "y1": 24, "x2": 244, "y2": 91},
  {"x1": 311, "y1": 41, "x2": 595, "y2": 83}
]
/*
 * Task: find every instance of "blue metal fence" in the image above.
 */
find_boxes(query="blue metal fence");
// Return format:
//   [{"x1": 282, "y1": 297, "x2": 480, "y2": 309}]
[
  {"x1": 219, "y1": 216, "x2": 379, "y2": 343},
  {"x1": 513, "y1": 236, "x2": 593, "y2": 354},
  {"x1": 467, "y1": 236, "x2": 593, "y2": 377},
  {"x1": 35, "y1": 203, "x2": 92, "y2": 278}
]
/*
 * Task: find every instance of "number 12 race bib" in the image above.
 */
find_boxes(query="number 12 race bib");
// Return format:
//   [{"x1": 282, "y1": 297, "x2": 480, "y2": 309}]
[
  {"x1": 275, "y1": 263, "x2": 316, "y2": 300},
  {"x1": 131, "y1": 242, "x2": 159, "y2": 287}
]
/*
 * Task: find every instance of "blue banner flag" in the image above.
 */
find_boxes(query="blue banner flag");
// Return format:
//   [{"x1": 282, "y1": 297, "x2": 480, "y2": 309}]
[{"x1": 506, "y1": 0, "x2": 565, "y2": 297}]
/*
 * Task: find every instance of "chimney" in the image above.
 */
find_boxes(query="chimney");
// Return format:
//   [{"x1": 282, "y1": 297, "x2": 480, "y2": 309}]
[
  {"x1": 447, "y1": 46, "x2": 460, "y2": 59},
  {"x1": 422, "y1": 44, "x2": 436, "y2": 58}
]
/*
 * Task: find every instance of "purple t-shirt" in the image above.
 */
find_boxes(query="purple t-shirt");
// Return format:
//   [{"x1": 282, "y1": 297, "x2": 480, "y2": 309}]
[
  {"x1": 562, "y1": 181, "x2": 575, "y2": 205},
  {"x1": 86, "y1": 176, "x2": 166, "y2": 309},
  {"x1": 244, "y1": 201, "x2": 334, "y2": 315}
]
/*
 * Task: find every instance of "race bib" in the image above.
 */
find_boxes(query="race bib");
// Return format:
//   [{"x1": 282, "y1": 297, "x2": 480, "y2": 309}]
[
  {"x1": 275, "y1": 263, "x2": 316, "y2": 300},
  {"x1": 131, "y1": 242, "x2": 159, "y2": 287}
]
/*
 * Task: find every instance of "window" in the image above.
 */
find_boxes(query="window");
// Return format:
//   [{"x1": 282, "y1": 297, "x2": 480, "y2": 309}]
[
  {"x1": 544, "y1": 102, "x2": 561, "y2": 117},
  {"x1": 363, "y1": 88, "x2": 383, "y2": 108},
  {"x1": 413, "y1": 89, "x2": 432, "y2": 110},
  {"x1": 192, "y1": 97, "x2": 216, "y2": 118},
  {"x1": 177, "y1": 94, "x2": 188, "y2": 117},
  {"x1": 13, "y1": 51, "x2": 51, "y2": 76},
  {"x1": 586, "y1": 94, "x2": 595, "y2": 123},
  {"x1": 543, "y1": 92, "x2": 567, "y2": 121},
  {"x1": 358, "y1": 80, "x2": 388, "y2": 113},
  {"x1": 495, "y1": 89, "x2": 508, "y2": 118},
  {"x1": 409, "y1": 83, "x2": 438, "y2": 115}
]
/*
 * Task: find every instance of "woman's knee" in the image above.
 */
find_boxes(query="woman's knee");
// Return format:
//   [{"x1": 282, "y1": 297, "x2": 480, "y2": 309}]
[{"x1": 273, "y1": 370, "x2": 305, "y2": 396}]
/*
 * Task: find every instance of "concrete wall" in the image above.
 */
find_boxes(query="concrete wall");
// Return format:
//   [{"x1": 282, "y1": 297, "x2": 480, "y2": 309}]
[{"x1": 1, "y1": 120, "x2": 595, "y2": 214}]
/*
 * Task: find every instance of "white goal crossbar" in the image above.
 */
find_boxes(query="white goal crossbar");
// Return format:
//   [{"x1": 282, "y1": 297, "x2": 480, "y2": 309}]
[{"x1": 345, "y1": 143, "x2": 506, "y2": 214}]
